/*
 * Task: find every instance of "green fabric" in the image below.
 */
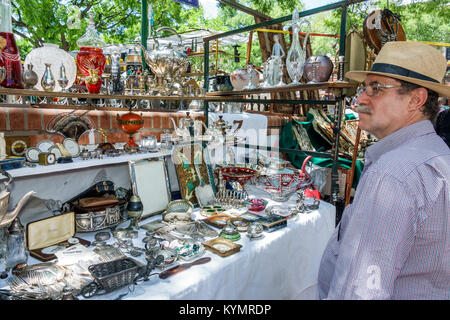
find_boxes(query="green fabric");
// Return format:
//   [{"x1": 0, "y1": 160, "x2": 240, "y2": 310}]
[{"x1": 279, "y1": 114, "x2": 364, "y2": 188}]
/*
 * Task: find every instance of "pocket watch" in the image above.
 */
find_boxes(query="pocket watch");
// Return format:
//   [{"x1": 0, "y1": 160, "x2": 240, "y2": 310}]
[
  {"x1": 38, "y1": 152, "x2": 56, "y2": 165},
  {"x1": 62, "y1": 138, "x2": 80, "y2": 158},
  {"x1": 25, "y1": 146, "x2": 40, "y2": 163}
]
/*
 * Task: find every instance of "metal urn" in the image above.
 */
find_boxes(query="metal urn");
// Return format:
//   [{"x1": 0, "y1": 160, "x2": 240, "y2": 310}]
[
  {"x1": 116, "y1": 109, "x2": 144, "y2": 152},
  {"x1": 22, "y1": 64, "x2": 38, "y2": 89},
  {"x1": 135, "y1": 27, "x2": 189, "y2": 94}
]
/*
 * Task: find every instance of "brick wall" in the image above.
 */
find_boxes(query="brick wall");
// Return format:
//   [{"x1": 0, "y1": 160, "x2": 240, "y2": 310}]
[{"x1": 0, "y1": 107, "x2": 301, "y2": 150}]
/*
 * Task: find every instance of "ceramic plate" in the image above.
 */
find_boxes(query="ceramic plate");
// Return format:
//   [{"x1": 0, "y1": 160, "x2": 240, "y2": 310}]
[
  {"x1": 25, "y1": 147, "x2": 40, "y2": 163},
  {"x1": 36, "y1": 139, "x2": 54, "y2": 153},
  {"x1": 63, "y1": 138, "x2": 81, "y2": 158}
]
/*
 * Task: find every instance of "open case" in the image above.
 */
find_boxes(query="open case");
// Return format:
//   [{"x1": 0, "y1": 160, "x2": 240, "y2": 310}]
[{"x1": 26, "y1": 211, "x2": 91, "y2": 262}]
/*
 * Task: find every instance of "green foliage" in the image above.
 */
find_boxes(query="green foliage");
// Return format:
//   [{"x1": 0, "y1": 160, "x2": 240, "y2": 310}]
[
  {"x1": 309, "y1": 0, "x2": 450, "y2": 57},
  {"x1": 10, "y1": 0, "x2": 448, "y2": 71}
]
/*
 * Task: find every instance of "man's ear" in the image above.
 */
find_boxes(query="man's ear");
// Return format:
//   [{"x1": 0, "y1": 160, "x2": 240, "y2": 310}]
[{"x1": 408, "y1": 87, "x2": 428, "y2": 111}]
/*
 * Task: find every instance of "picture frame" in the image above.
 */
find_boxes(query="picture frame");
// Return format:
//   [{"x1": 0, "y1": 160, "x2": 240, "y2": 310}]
[
  {"x1": 128, "y1": 157, "x2": 171, "y2": 219},
  {"x1": 172, "y1": 143, "x2": 215, "y2": 206}
]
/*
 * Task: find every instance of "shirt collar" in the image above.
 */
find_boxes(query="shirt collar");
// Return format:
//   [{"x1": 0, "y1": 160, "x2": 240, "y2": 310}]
[{"x1": 365, "y1": 120, "x2": 435, "y2": 165}]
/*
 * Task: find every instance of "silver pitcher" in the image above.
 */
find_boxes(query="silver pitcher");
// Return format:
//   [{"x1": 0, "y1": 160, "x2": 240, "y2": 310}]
[{"x1": 135, "y1": 27, "x2": 189, "y2": 94}]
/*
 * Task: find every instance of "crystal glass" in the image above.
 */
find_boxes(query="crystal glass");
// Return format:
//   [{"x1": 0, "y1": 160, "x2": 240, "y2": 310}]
[
  {"x1": 255, "y1": 172, "x2": 311, "y2": 202},
  {"x1": 283, "y1": 8, "x2": 311, "y2": 85},
  {"x1": 140, "y1": 135, "x2": 157, "y2": 150}
]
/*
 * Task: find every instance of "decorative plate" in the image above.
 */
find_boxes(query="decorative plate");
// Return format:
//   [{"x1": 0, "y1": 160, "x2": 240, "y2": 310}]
[
  {"x1": 202, "y1": 214, "x2": 231, "y2": 229},
  {"x1": 25, "y1": 147, "x2": 40, "y2": 163},
  {"x1": 202, "y1": 237, "x2": 242, "y2": 257},
  {"x1": 63, "y1": 138, "x2": 81, "y2": 158},
  {"x1": 36, "y1": 139, "x2": 54, "y2": 153},
  {"x1": 24, "y1": 43, "x2": 77, "y2": 92},
  {"x1": 48, "y1": 145, "x2": 62, "y2": 160}
]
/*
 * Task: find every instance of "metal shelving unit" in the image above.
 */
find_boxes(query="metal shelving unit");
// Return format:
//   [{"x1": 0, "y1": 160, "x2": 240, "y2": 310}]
[{"x1": 201, "y1": 0, "x2": 367, "y2": 206}]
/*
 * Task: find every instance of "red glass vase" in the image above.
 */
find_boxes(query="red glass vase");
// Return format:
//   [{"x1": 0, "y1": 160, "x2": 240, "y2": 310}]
[
  {"x1": 0, "y1": 32, "x2": 24, "y2": 89},
  {"x1": 76, "y1": 46, "x2": 106, "y2": 77}
]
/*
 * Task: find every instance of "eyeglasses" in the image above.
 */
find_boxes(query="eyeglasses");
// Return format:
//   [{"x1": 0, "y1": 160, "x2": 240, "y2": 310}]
[{"x1": 357, "y1": 82, "x2": 402, "y2": 97}]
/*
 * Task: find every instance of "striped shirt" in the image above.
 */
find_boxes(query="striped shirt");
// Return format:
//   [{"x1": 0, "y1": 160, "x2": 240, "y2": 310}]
[{"x1": 318, "y1": 120, "x2": 450, "y2": 299}]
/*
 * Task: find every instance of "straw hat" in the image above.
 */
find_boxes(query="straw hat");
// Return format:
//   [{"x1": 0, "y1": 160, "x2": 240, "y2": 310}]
[{"x1": 345, "y1": 41, "x2": 450, "y2": 97}]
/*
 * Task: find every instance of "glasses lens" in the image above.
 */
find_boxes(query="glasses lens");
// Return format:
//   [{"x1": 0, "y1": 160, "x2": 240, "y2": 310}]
[{"x1": 357, "y1": 86, "x2": 366, "y2": 96}]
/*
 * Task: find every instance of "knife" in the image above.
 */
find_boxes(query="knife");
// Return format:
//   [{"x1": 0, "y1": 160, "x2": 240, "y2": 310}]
[{"x1": 159, "y1": 257, "x2": 212, "y2": 279}]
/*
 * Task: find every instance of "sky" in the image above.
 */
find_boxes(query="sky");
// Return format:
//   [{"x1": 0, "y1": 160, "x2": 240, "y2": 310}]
[{"x1": 199, "y1": 0, "x2": 426, "y2": 19}]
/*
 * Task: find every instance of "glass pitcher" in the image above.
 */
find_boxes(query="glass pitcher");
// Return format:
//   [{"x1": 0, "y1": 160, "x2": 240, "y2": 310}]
[{"x1": 283, "y1": 8, "x2": 311, "y2": 85}]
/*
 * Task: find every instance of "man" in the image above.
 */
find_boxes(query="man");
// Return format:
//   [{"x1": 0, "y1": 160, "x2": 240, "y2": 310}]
[{"x1": 317, "y1": 41, "x2": 450, "y2": 299}]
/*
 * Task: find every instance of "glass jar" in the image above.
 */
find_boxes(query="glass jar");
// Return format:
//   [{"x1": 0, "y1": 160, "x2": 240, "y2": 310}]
[
  {"x1": 76, "y1": 12, "x2": 106, "y2": 93},
  {"x1": 160, "y1": 129, "x2": 173, "y2": 150}
]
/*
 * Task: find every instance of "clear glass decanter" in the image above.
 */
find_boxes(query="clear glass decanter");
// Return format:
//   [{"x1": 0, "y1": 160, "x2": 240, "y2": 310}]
[{"x1": 283, "y1": 8, "x2": 311, "y2": 85}]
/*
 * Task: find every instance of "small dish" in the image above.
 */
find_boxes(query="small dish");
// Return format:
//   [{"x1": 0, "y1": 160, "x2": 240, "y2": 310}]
[
  {"x1": 202, "y1": 237, "x2": 242, "y2": 257},
  {"x1": 202, "y1": 214, "x2": 231, "y2": 229},
  {"x1": 245, "y1": 198, "x2": 268, "y2": 213},
  {"x1": 229, "y1": 217, "x2": 250, "y2": 232}
]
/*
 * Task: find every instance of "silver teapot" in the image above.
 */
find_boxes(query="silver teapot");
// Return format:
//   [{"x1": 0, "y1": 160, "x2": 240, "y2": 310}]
[
  {"x1": 0, "y1": 170, "x2": 35, "y2": 229},
  {"x1": 135, "y1": 27, "x2": 189, "y2": 94}
]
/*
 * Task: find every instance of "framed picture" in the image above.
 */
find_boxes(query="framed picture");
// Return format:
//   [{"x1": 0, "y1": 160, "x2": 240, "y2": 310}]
[
  {"x1": 128, "y1": 157, "x2": 171, "y2": 218},
  {"x1": 172, "y1": 143, "x2": 215, "y2": 206}
]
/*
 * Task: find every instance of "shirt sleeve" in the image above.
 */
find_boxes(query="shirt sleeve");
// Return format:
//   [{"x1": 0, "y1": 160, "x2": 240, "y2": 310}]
[{"x1": 326, "y1": 170, "x2": 418, "y2": 299}]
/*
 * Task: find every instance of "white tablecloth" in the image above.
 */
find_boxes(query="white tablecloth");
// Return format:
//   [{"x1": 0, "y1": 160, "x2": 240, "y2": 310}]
[
  {"x1": 95, "y1": 185, "x2": 334, "y2": 300},
  {"x1": 0, "y1": 186, "x2": 335, "y2": 300}
]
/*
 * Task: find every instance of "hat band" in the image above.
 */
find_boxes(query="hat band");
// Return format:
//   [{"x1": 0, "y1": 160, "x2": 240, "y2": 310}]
[{"x1": 370, "y1": 63, "x2": 439, "y2": 83}]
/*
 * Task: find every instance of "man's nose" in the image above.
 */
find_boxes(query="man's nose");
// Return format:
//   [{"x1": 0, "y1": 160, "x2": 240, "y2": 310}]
[{"x1": 356, "y1": 90, "x2": 369, "y2": 105}]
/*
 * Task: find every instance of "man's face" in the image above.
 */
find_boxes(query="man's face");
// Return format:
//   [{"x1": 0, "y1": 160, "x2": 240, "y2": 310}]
[{"x1": 355, "y1": 74, "x2": 414, "y2": 139}]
